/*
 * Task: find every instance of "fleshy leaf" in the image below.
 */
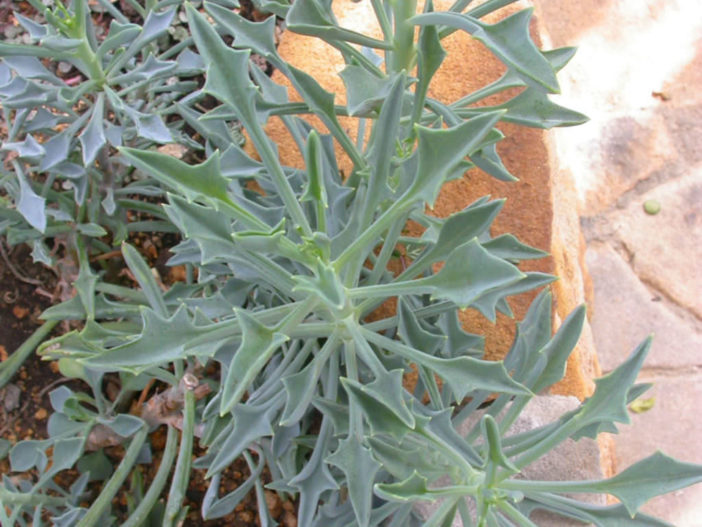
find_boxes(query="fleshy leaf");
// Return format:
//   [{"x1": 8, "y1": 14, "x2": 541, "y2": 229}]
[
  {"x1": 574, "y1": 337, "x2": 651, "y2": 429},
  {"x1": 470, "y1": 272, "x2": 555, "y2": 322},
  {"x1": 16, "y1": 169, "x2": 46, "y2": 232},
  {"x1": 482, "y1": 233, "x2": 548, "y2": 261},
  {"x1": 164, "y1": 196, "x2": 235, "y2": 264},
  {"x1": 420, "y1": 238, "x2": 524, "y2": 308},
  {"x1": 79, "y1": 93, "x2": 106, "y2": 165},
  {"x1": 207, "y1": 401, "x2": 278, "y2": 477},
  {"x1": 407, "y1": 111, "x2": 505, "y2": 207},
  {"x1": 398, "y1": 299, "x2": 446, "y2": 355},
  {"x1": 219, "y1": 310, "x2": 288, "y2": 415},
  {"x1": 120, "y1": 148, "x2": 231, "y2": 204},
  {"x1": 121, "y1": 242, "x2": 168, "y2": 317},
  {"x1": 339, "y1": 65, "x2": 397, "y2": 117},
  {"x1": 480, "y1": 415, "x2": 518, "y2": 473},
  {"x1": 594, "y1": 452, "x2": 702, "y2": 515},
  {"x1": 327, "y1": 436, "x2": 381, "y2": 527},
  {"x1": 409, "y1": 200, "x2": 503, "y2": 275},
  {"x1": 341, "y1": 377, "x2": 422, "y2": 439},
  {"x1": 292, "y1": 260, "x2": 347, "y2": 311},
  {"x1": 79, "y1": 306, "x2": 210, "y2": 369},
  {"x1": 413, "y1": 9, "x2": 559, "y2": 93},
  {"x1": 286, "y1": 0, "x2": 391, "y2": 50}
]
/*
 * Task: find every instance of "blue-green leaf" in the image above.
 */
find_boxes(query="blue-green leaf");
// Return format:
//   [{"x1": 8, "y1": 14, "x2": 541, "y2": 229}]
[
  {"x1": 413, "y1": 9, "x2": 559, "y2": 93},
  {"x1": 327, "y1": 436, "x2": 381, "y2": 527},
  {"x1": 119, "y1": 148, "x2": 231, "y2": 203},
  {"x1": 593, "y1": 452, "x2": 702, "y2": 516},
  {"x1": 407, "y1": 111, "x2": 505, "y2": 207},
  {"x1": 420, "y1": 238, "x2": 524, "y2": 308},
  {"x1": 219, "y1": 310, "x2": 288, "y2": 415},
  {"x1": 286, "y1": 0, "x2": 392, "y2": 50},
  {"x1": 16, "y1": 168, "x2": 46, "y2": 232},
  {"x1": 341, "y1": 377, "x2": 423, "y2": 439},
  {"x1": 574, "y1": 337, "x2": 651, "y2": 429},
  {"x1": 121, "y1": 242, "x2": 168, "y2": 317},
  {"x1": 339, "y1": 65, "x2": 398, "y2": 117},
  {"x1": 409, "y1": 200, "x2": 503, "y2": 276},
  {"x1": 79, "y1": 93, "x2": 106, "y2": 165}
]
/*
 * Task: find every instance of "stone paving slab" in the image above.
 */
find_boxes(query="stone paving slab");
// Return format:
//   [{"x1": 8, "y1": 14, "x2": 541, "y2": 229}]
[
  {"x1": 613, "y1": 373, "x2": 702, "y2": 525},
  {"x1": 587, "y1": 242, "x2": 702, "y2": 371},
  {"x1": 602, "y1": 176, "x2": 702, "y2": 320},
  {"x1": 533, "y1": 0, "x2": 702, "y2": 524}
]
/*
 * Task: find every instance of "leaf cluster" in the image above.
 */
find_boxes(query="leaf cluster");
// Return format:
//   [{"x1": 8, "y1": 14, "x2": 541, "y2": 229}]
[{"x1": 1, "y1": 1, "x2": 700, "y2": 526}]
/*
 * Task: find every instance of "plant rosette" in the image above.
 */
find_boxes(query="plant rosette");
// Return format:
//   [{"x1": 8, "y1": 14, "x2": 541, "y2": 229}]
[{"x1": 2, "y1": 1, "x2": 701, "y2": 526}]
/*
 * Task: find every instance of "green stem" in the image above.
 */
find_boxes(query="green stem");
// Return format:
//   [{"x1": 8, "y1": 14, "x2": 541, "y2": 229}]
[
  {"x1": 508, "y1": 418, "x2": 581, "y2": 476},
  {"x1": 0, "y1": 488, "x2": 67, "y2": 508},
  {"x1": 349, "y1": 276, "x2": 432, "y2": 300},
  {"x1": 334, "y1": 200, "x2": 410, "y2": 272},
  {"x1": 362, "y1": 300, "x2": 456, "y2": 332},
  {"x1": 365, "y1": 219, "x2": 406, "y2": 286},
  {"x1": 69, "y1": 1, "x2": 105, "y2": 85},
  {"x1": 76, "y1": 426, "x2": 149, "y2": 527},
  {"x1": 0, "y1": 320, "x2": 59, "y2": 389},
  {"x1": 122, "y1": 426, "x2": 178, "y2": 527},
  {"x1": 389, "y1": 0, "x2": 418, "y2": 73},
  {"x1": 343, "y1": 339, "x2": 363, "y2": 439},
  {"x1": 371, "y1": 0, "x2": 393, "y2": 42},
  {"x1": 243, "y1": 116, "x2": 314, "y2": 239},
  {"x1": 163, "y1": 390, "x2": 195, "y2": 526}
]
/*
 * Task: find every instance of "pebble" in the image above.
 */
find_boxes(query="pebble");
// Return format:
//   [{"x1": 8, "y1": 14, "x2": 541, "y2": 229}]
[
  {"x1": 643, "y1": 199, "x2": 661, "y2": 215},
  {"x1": 2, "y1": 384, "x2": 21, "y2": 411},
  {"x1": 34, "y1": 407, "x2": 48, "y2": 420},
  {"x1": 12, "y1": 305, "x2": 29, "y2": 320}
]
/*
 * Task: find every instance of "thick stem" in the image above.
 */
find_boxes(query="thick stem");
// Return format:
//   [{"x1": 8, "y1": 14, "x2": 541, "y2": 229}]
[
  {"x1": 389, "y1": 0, "x2": 418, "y2": 73},
  {"x1": 76, "y1": 426, "x2": 149, "y2": 527},
  {"x1": 163, "y1": 387, "x2": 195, "y2": 526},
  {"x1": 122, "y1": 425, "x2": 178, "y2": 527}
]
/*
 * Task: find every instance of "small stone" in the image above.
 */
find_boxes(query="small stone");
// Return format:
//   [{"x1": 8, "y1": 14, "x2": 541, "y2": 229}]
[
  {"x1": 629, "y1": 397, "x2": 656, "y2": 414},
  {"x1": 157, "y1": 143, "x2": 188, "y2": 159},
  {"x1": 2, "y1": 384, "x2": 21, "y2": 411},
  {"x1": 12, "y1": 305, "x2": 29, "y2": 320},
  {"x1": 34, "y1": 407, "x2": 48, "y2": 420},
  {"x1": 643, "y1": 199, "x2": 661, "y2": 215},
  {"x1": 0, "y1": 345, "x2": 7, "y2": 361},
  {"x1": 265, "y1": 490, "x2": 283, "y2": 517},
  {"x1": 169, "y1": 265, "x2": 187, "y2": 283}
]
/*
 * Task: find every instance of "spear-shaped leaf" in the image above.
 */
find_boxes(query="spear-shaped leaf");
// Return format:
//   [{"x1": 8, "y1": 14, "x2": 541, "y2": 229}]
[
  {"x1": 341, "y1": 377, "x2": 424, "y2": 440},
  {"x1": 327, "y1": 436, "x2": 381, "y2": 527},
  {"x1": 219, "y1": 310, "x2": 288, "y2": 415},
  {"x1": 120, "y1": 148, "x2": 231, "y2": 204},
  {"x1": 421, "y1": 238, "x2": 524, "y2": 308},
  {"x1": 413, "y1": 9, "x2": 559, "y2": 93},
  {"x1": 406, "y1": 111, "x2": 505, "y2": 207}
]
